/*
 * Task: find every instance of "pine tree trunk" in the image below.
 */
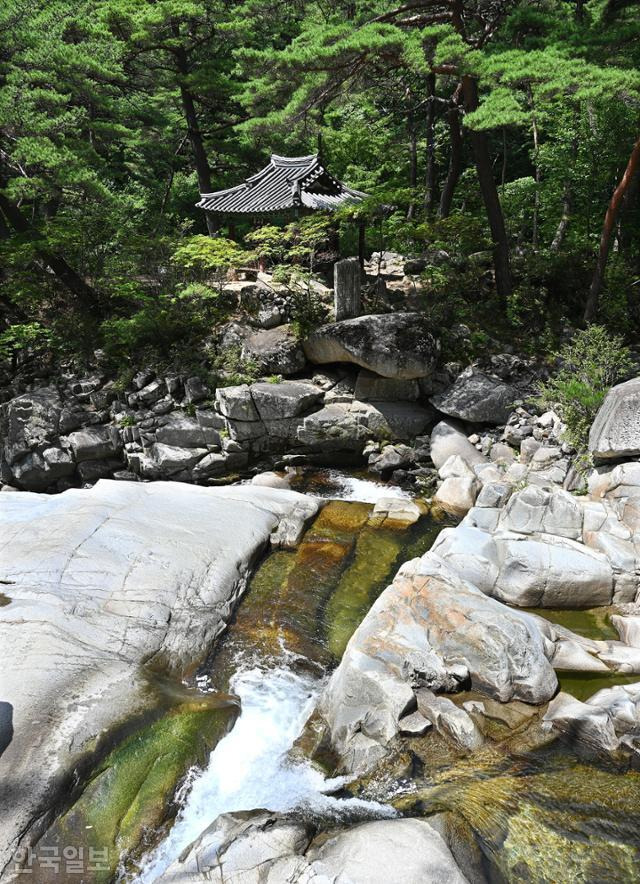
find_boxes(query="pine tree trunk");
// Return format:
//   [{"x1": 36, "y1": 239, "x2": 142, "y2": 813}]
[
  {"x1": 461, "y1": 76, "x2": 512, "y2": 299},
  {"x1": 0, "y1": 194, "x2": 97, "y2": 308},
  {"x1": 425, "y1": 73, "x2": 437, "y2": 215},
  {"x1": 617, "y1": 167, "x2": 640, "y2": 255},
  {"x1": 550, "y1": 134, "x2": 578, "y2": 252},
  {"x1": 438, "y1": 105, "x2": 463, "y2": 219},
  {"x1": 173, "y1": 33, "x2": 216, "y2": 236},
  {"x1": 550, "y1": 185, "x2": 572, "y2": 252},
  {"x1": 406, "y1": 109, "x2": 418, "y2": 220},
  {"x1": 584, "y1": 133, "x2": 640, "y2": 323}
]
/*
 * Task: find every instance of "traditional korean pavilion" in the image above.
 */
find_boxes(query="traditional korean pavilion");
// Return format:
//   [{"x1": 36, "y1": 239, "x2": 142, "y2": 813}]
[{"x1": 197, "y1": 152, "x2": 367, "y2": 217}]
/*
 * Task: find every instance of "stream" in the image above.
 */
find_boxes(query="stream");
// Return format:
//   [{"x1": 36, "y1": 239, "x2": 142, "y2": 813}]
[
  {"x1": 135, "y1": 472, "x2": 438, "y2": 881},
  {"x1": 33, "y1": 470, "x2": 640, "y2": 883}
]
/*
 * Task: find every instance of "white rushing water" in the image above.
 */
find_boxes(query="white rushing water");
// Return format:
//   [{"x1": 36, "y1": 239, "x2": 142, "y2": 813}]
[
  {"x1": 135, "y1": 661, "x2": 392, "y2": 882},
  {"x1": 332, "y1": 472, "x2": 412, "y2": 503},
  {"x1": 298, "y1": 469, "x2": 413, "y2": 503}
]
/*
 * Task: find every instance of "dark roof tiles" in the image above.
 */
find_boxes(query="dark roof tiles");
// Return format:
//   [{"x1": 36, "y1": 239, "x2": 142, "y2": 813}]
[{"x1": 197, "y1": 154, "x2": 366, "y2": 215}]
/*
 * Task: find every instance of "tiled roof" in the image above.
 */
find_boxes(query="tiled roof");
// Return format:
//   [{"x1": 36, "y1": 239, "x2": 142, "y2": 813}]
[{"x1": 197, "y1": 154, "x2": 366, "y2": 214}]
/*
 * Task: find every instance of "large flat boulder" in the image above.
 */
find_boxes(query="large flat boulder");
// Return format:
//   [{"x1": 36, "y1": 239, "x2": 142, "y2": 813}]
[
  {"x1": 0, "y1": 480, "x2": 318, "y2": 868},
  {"x1": 303, "y1": 313, "x2": 438, "y2": 379},
  {"x1": 250, "y1": 381, "x2": 323, "y2": 420},
  {"x1": 432, "y1": 524, "x2": 614, "y2": 608},
  {"x1": 589, "y1": 376, "x2": 640, "y2": 461}
]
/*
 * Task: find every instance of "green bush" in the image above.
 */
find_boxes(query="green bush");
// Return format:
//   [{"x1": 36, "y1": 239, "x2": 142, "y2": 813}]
[
  {"x1": 211, "y1": 345, "x2": 260, "y2": 387},
  {"x1": 535, "y1": 325, "x2": 633, "y2": 453},
  {"x1": 99, "y1": 287, "x2": 229, "y2": 366},
  {"x1": 0, "y1": 322, "x2": 54, "y2": 363},
  {"x1": 171, "y1": 236, "x2": 248, "y2": 278}
]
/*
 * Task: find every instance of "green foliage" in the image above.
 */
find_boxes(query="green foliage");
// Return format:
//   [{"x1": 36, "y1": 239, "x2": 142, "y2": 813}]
[
  {"x1": 244, "y1": 225, "x2": 288, "y2": 264},
  {"x1": 536, "y1": 326, "x2": 633, "y2": 452},
  {"x1": 99, "y1": 287, "x2": 229, "y2": 367},
  {"x1": 172, "y1": 237, "x2": 248, "y2": 276},
  {"x1": 0, "y1": 322, "x2": 54, "y2": 363},
  {"x1": 211, "y1": 346, "x2": 260, "y2": 387},
  {"x1": 1, "y1": 0, "x2": 640, "y2": 377},
  {"x1": 244, "y1": 215, "x2": 332, "y2": 269},
  {"x1": 289, "y1": 287, "x2": 328, "y2": 338}
]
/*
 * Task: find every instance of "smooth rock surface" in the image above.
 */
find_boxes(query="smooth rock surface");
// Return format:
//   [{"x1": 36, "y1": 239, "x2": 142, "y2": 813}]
[
  {"x1": 160, "y1": 812, "x2": 469, "y2": 884},
  {"x1": 0, "y1": 481, "x2": 318, "y2": 868},
  {"x1": 320, "y1": 551, "x2": 557, "y2": 772},
  {"x1": 430, "y1": 420, "x2": 488, "y2": 471},
  {"x1": 543, "y1": 683, "x2": 640, "y2": 760},
  {"x1": 589, "y1": 376, "x2": 640, "y2": 461},
  {"x1": 432, "y1": 525, "x2": 614, "y2": 608}
]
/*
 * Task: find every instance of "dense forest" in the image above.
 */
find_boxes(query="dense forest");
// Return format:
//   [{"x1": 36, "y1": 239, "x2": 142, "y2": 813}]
[{"x1": 1, "y1": 0, "x2": 639, "y2": 376}]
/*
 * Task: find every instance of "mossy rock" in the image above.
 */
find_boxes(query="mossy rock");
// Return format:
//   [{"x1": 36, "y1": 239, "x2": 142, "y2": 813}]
[{"x1": 35, "y1": 702, "x2": 236, "y2": 882}]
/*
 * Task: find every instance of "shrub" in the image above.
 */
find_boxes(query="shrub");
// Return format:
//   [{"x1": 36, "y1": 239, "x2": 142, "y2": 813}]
[
  {"x1": 211, "y1": 345, "x2": 260, "y2": 387},
  {"x1": 535, "y1": 325, "x2": 633, "y2": 452},
  {"x1": 0, "y1": 322, "x2": 54, "y2": 364},
  {"x1": 171, "y1": 236, "x2": 248, "y2": 279},
  {"x1": 99, "y1": 286, "x2": 229, "y2": 366}
]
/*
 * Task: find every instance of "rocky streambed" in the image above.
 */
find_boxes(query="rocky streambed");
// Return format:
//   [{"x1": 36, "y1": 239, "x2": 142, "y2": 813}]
[{"x1": 2, "y1": 464, "x2": 640, "y2": 883}]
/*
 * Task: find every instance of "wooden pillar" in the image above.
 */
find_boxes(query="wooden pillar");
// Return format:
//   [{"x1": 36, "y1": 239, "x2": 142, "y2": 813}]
[
  {"x1": 334, "y1": 257, "x2": 361, "y2": 321},
  {"x1": 357, "y1": 220, "x2": 366, "y2": 267}
]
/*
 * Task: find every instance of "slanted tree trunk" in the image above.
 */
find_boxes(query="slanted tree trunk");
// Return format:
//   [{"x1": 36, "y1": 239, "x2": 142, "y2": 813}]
[
  {"x1": 173, "y1": 30, "x2": 216, "y2": 236},
  {"x1": 584, "y1": 133, "x2": 640, "y2": 323},
  {"x1": 461, "y1": 75, "x2": 512, "y2": 299},
  {"x1": 425, "y1": 73, "x2": 438, "y2": 215},
  {"x1": 0, "y1": 193, "x2": 98, "y2": 308},
  {"x1": 438, "y1": 103, "x2": 463, "y2": 219}
]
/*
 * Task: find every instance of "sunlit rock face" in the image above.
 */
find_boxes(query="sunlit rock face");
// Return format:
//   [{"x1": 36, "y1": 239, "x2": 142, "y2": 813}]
[
  {"x1": 0, "y1": 479, "x2": 317, "y2": 871},
  {"x1": 589, "y1": 376, "x2": 640, "y2": 461},
  {"x1": 303, "y1": 313, "x2": 439, "y2": 379}
]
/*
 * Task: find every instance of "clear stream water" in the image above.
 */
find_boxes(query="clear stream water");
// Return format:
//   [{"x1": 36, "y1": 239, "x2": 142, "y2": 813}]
[
  {"x1": 33, "y1": 470, "x2": 640, "y2": 882},
  {"x1": 134, "y1": 472, "x2": 431, "y2": 881}
]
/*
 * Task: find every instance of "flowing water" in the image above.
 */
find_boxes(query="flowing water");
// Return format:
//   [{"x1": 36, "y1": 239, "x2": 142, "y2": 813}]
[
  {"x1": 33, "y1": 473, "x2": 640, "y2": 883},
  {"x1": 131, "y1": 490, "x2": 443, "y2": 881}
]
